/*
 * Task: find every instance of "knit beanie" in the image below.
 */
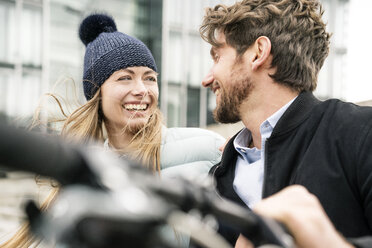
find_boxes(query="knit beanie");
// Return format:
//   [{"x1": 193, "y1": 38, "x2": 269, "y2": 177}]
[{"x1": 79, "y1": 13, "x2": 158, "y2": 100}]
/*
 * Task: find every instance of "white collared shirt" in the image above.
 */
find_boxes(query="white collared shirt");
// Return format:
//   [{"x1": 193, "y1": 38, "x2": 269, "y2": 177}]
[{"x1": 233, "y1": 97, "x2": 297, "y2": 208}]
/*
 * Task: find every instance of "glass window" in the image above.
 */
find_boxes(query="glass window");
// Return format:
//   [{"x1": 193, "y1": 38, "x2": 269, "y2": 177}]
[
  {"x1": 314, "y1": 0, "x2": 349, "y2": 100},
  {"x1": 49, "y1": 3, "x2": 85, "y2": 84},
  {"x1": 187, "y1": 86, "x2": 200, "y2": 127},
  {"x1": 188, "y1": 34, "x2": 203, "y2": 87},
  {"x1": 207, "y1": 89, "x2": 217, "y2": 125},
  {"x1": 2, "y1": 70, "x2": 21, "y2": 117},
  {"x1": 50, "y1": 2, "x2": 81, "y2": 67},
  {"x1": 19, "y1": 70, "x2": 41, "y2": 118},
  {"x1": 186, "y1": 0, "x2": 203, "y2": 30},
  {"x1": 0, "y1": 1, "x2": 43, "y2": 119},
  {"x1": 0, "y1": 71, "x2": 12, "y2": 116},
  {"x1": 48, "y1": 1, "x2": 83, "y2": 103},
  {"x1": 0, "y1": 2, "x2": 16, "y2": 64},
  {"x1": 168, "y1": 31, "x2": 183, "y2": 84},
  {"x1": 202, "y1": 41, "x2": 213, "y2": 77},
  {"x1": 21, "y1": 4, "x2": 42, "y2": 66},
  {"x1": 316, "y1": 56, "x2": 330, "y2": 99},
  {"x1": 322, "y1": 1, "x2": 331, "y2": 29},
  {"x1": 334, "y1": 1, "x2": 349, "y2": 48},
  {"x1": 167, "y1": 84, "x2": 182, "y2": 127},
  {"x1": 333, "y1": 53, "x2": 347, "y2": 98},
  {"x1": 168, "y1": 0, "x2": 182, "y2": 26}
]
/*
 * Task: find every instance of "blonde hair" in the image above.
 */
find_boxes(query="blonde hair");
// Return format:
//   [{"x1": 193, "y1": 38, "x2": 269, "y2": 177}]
[
  {"x1": 122, "y1": 107, "x2": 163, "y2": 171},
  {"x1": 61, "y1": 89, "x2": 105, "y2": 143},
  {"x1": 33, "y1": 86, "x2": 163, "y2": 171},
  {"x1": 2, "y1": 78, "x2": 164, "y2": 247},
  {"x1": 59, "y1": 88, "x2": 163, "y2": 172}
]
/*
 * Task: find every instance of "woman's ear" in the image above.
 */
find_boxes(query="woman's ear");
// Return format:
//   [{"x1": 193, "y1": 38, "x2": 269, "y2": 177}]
[{"x1": 252, "y1": 36, "x2": 272, "y2": 71}]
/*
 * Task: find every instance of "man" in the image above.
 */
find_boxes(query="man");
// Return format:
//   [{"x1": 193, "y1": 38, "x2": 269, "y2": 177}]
[{"x1": 200, "y1": 0, "x2": 372, "y2": 247}]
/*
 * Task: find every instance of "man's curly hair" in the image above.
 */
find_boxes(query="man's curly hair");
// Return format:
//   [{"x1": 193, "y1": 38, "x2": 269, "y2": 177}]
[{"x1": 200, "y1": 0, "x2": 331, "y2": 92}]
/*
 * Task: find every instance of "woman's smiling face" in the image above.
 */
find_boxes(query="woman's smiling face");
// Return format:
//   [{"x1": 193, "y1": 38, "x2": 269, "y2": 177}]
[{"x1": 101, "y1": 66, "x2": 159, "y2": 134}]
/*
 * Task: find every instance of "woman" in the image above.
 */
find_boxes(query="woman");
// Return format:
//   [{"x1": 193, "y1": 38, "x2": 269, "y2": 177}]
[{"x1": 0, "y1": 13, "x2": 224, "y2": 248}]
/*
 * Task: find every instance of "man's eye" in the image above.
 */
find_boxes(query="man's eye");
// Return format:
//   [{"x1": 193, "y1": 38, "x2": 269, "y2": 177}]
[{"x1": 118, "y1": 76, "x2": 131, "y2": 80}]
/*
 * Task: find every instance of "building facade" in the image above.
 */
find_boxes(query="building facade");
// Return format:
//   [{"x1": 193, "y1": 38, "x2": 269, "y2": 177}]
[
  {"x1": 0, "y1": 0, "x2": 162, "y2": 124},
  {"x1": 0, "y1": 0, "x2": 354, "y2": 128},
  {"x1": 161, "y1": 0, "x2": 352, "y2": 129}
]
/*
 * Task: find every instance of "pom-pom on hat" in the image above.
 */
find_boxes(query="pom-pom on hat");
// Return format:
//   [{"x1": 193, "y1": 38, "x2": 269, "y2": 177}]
[{"x1": 79, "y1": 13, "x2": 158, "y2": 100}]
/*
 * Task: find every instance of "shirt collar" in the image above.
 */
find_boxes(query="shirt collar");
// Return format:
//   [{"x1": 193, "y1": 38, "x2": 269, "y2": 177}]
[
  {"x1": 234, "y1": 128, "x2": 251, "y2": 149},
  {"x1": 233, "y1": 96, "x2": 297, "y2": 152},
  {"x1": 233, "y1": 128, "x2": 260, "y2": 162}
]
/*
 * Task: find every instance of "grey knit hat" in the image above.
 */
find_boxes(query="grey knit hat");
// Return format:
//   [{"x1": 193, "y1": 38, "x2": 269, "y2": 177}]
[{"x1": 79, "y1": 13, "x2": 158, "y2": 100}]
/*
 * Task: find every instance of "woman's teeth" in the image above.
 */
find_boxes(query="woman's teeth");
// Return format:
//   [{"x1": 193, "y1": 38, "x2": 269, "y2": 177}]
[{"x1": 123, "y1": 104, "x2": 148, "y2": 111}]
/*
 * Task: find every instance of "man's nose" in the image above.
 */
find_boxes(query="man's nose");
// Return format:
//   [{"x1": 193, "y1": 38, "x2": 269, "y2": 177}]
[{"x1": 201, "y1": 69, "x2": 214, "y2": 88}]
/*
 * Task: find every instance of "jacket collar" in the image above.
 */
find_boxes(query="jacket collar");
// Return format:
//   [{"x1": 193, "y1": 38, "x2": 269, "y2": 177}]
[
  {"x1": 218, "y1": 91, "x2": 320, "y2": 173},
  {"x1": 270, "y1": 91, "x2": 321, "y2": 138},
  {"x1": 216, "y1": 132, "x2": 240, "y2": 175}
]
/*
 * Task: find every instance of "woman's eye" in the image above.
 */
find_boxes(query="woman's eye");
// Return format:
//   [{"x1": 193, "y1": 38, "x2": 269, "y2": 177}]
[
  {"x1": 118, "y1": 76, "x2": 131, "y2": 81},
  {"x1": 145, "y1": 76, "x2": 157, "y2": 82}
]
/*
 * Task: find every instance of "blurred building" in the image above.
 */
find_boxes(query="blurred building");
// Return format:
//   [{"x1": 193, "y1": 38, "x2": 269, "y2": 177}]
[
  {"x1": 0, "y1": 0, "x2": 359, "y2": 130},
  {"x1": 0, "y1": 0, "x2": 162, "y2": 124},
  {"x1": 161, "y1": 0, "x2": 236, "y2": 128}
]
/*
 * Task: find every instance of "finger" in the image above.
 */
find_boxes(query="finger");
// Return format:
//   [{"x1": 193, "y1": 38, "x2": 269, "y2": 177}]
[{"x1": 235, "y1": 234, "x2": 254, "y2": 248}]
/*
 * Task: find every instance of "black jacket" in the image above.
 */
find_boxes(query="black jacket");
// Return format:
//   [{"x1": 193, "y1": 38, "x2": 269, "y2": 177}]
[{"x1": 210, "y1": 92, "x2": 372, "y2": 247}]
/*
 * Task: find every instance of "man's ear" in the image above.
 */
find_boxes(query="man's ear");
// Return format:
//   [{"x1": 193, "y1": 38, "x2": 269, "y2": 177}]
[{"x1": 251, "y1": 36, "x2": 272, "y2": 71}]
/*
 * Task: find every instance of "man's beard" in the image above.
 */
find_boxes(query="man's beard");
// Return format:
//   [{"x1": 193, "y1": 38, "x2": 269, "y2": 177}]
[{"x1": 213, "y1": 69, "x2": 253, "y2": 123}]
